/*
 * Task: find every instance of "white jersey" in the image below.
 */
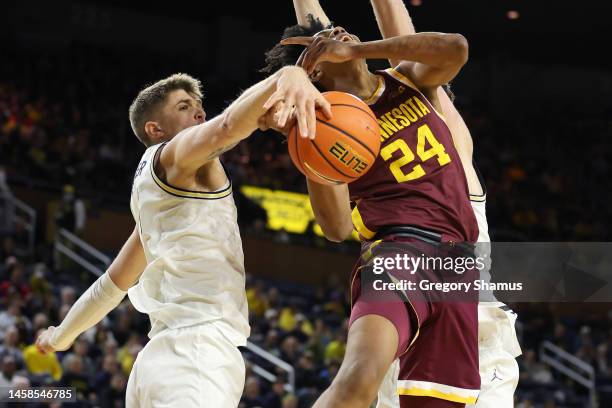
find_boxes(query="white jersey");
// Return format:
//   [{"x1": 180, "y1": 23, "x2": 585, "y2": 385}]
[
  {"x1": 128, "y1": 143, "x2": 249, "y2": 346},
  {"x1": 470, "y1": 194, "x2": 521, "y2": 358}
]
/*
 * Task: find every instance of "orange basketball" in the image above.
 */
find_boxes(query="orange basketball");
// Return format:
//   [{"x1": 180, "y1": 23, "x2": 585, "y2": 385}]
[{"x1": 287, "y1": 91, "x2": 380, "y2": 185}]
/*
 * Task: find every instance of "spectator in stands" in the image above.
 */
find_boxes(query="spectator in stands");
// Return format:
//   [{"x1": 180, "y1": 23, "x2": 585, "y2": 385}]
[
  {"x1": 62, "y1": 338, "x2": 95, "y2": 379},
  {"x1": 54, "y1": 184, "x2": 86, "y2": 236},
  {"x1": 94, "y1": 354, "x2": 120, "y2": 391},
  {"x1": 0, "y1": 165, "x2": 15, "y2": 235},
  {"x1": 60, "y1": 354, "x2": 91, "y2": 398},
  {"x1": 0, "y1": 261, "x2": 31, "y2": 302},
  {"x1": 324, "y1": 332, "x2": 346, "y2": 364},
  {"x1": 0, "y1": 326, "x2": 24, "y2": 369},
  {"x1": 1, "y1": 238, "x2": 16, "y2": 263},
  {"x1": 281, "y1": 394, "x2": 299, "y2": 408},
  {"x1": 99, "y1": 372, "x2": 128, "y2": 408},
  {"x1": 0, "y1": 299, "x2": 30, "y2": 342},
  {"x1": 262, "y1": 378, "x2": 286, "y2": 408},
  {"x1": 60, "y1": 285, "x2": 76, "y2": 307},
  {"x1": 0, "y1": 355, "x2": 29, "y2": 400},
  {"x1": 240, "y1": 375, "x2": 265, "y2": 408},
  {"x1": 280, "y1": 336, "x2": 300, "y2": 366},
  {"x1": 519, "y1": 349, "x2": 553, "y2": 385},
  {"x1": 22, "y1": 329, "x2": 63, "y2": 382}
]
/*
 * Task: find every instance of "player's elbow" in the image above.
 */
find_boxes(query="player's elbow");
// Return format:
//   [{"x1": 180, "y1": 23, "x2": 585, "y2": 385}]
[
  {"x1": 320, "y1": 219, "x2": 353, "y2": 243},
  {"x1": 445, "y1": 33, "x2": 469, "y2": 67},
  {"x1": 219, "y1": 110, "x2": 239, "y2": 140}
]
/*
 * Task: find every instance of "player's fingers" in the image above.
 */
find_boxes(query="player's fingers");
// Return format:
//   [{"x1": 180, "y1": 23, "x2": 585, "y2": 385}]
[
  {"x1": 305, "y1": 99, "x2": 316, "y2": 139},
  {"x1": 304, "y1": 44, "x2": 325, "y2": 75},
  {"x1": 299, "y1": 46, "x2": 316, "y2": 72},
  {"x1": 296, "y1": 48, "x2": 307, "y2": 68},
  {"x1": 316, "y1": 97, "x2": 333, "y2": 120},
  {"x1": 263, "y1": 91, "x2": 283, "y2": 110},
  {"x1": 280, "y1": 36, "x2": 315, "y2": 46},
  {"x1": 294, "y1": 93, "x2": 309, "y2": 138},
  {"x1": 277, "y1": 94, "x2": 295, "y2": 128}
]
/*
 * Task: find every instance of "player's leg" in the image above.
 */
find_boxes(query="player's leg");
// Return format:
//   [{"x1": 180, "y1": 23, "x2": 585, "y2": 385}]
[
  {"x1": 313, "y1": 314, "x2": 401, "y2": 408},
  {"x1": 468, "y1": 346, "x2": 519, "y2": 408},
  {"x1": 397, "y1": 301, "x2": 480, "y2": 408}
]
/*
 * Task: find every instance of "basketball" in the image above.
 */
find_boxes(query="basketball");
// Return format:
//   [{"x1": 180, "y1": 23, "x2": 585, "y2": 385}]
[{"x1": 287, "y1": 91, "x2": 381, "y2": 185}]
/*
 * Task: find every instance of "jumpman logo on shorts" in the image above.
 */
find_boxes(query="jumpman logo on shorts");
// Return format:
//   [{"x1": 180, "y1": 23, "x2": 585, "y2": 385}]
[{"x1": 490, "y1": 367, "x2": 502, "y2": 382}]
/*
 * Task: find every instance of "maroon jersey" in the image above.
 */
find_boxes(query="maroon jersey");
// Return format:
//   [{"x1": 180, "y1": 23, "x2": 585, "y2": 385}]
[{"x1": 348, "y1": 68, "x2": 478, "y2": 242}]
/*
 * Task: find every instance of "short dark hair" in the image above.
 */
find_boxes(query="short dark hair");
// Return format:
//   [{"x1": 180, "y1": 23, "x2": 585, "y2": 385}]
[
  {"x1": 128, "y1": 73, "x2": 203, "y2": 147},
  {"x1": 261, "y1": 14, "x2": 332, "y2": 75}
]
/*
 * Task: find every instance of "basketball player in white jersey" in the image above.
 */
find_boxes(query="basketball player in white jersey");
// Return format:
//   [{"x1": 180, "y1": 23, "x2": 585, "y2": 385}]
[
  {"x1": 35, "y1": 66, "x2": 331, "y2": 407},
  {"x1": 289, "y1": 0, "x2": 521, "y2": 406}
]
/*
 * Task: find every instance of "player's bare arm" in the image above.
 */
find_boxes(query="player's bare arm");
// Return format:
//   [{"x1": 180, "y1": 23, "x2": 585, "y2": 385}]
[
  {"x1": 289, "y1": 1, "x2": 354, "y2": 243},
  {"x1": 293, "y1": 0, "x2": 331, "y2": 27},
  {"x1": 282, "y1": 32, "x2": 468, "y2": 92},
  {"x1": 307, "y1": 180, "x2": 352, "y2": 242},
  {"x1": 36, "y1": 226, "x2": 146, "y2": 354},
  {"x1": 159, "y1": 66, "x2": 331, "y2": 190},
  {"x1": 371, "y1": 0, "x2": 483, "y2": 195}
]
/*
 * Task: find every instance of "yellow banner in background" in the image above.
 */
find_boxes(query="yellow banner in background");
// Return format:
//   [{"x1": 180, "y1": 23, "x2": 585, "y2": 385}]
[{"x1": 240, "y1": 185, "x2": 358, "y2": 240}]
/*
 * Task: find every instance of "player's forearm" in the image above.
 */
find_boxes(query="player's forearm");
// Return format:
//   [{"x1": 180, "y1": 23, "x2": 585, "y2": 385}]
[
  {"x1": 307, "y1": 180, "x2": 353, "y2": 242},
  {"x1": 50, "y1": 272, "x2": 126, "y2": 350},
  {"x1": 371, "y1": 0, "x2": 416, "y2": 37},
  {"x1": 293, "y1": 0, "x2": 331, "y2": 27},
  {"x1": 371, "y1": 0, "x2": 416, "y2": 67},
  {"x1": 219, "y1": 69, "x2": 286, "y2": 144},
  {"x1": 352, "y1": 33, "x2": 468, "y2": 69},
  {"x1": 174, "y1": 66, "x2": 301, "y2": 167}
]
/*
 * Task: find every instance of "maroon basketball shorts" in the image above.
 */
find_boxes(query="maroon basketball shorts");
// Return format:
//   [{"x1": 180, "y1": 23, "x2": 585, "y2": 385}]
[{"x1": 349, "y1": 236, "x2": 480, "y2": 405}]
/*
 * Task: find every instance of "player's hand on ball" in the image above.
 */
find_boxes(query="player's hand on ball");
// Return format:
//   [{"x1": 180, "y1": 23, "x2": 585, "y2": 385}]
[
  {"x1": 264, "y1": 66, "x2": 332, "y2": 139},
  {"x1": 258, "y1": 101, "x2": 294, "y2": 136},
  {"x1": 36, "y1": 326, "x2": 66, "y2": 354},
  {"x1": 281, "y1": 36, "x2": 357, "y2": 75}
]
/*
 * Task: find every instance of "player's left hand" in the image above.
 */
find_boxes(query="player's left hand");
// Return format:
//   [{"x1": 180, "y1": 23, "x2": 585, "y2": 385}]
[{"x1": 281, "y1": 36, "x2": 358, "y2": 75}]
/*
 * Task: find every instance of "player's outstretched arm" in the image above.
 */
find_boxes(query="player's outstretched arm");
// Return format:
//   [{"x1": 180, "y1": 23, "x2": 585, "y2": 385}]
[
  {"x1": 293, "y1": 0, "x2": 331, "y2": 27},
  {"x1": 371, "y1": 0, "x2": 416, "y2": 67},
  {"x1": 160, "y1": 66, "x2": 331, "y2": 184},
  {"x1": 307, "y1": 180, "x2": 353, "y2": 242},
  {"x1": 36, "y1": 227, "x2": 146, "y2": 353},
  {"x1": 284, "y1": 32, "x2": 467, "y2": 90},
  {"x1": 370, "y1": 0, "x2": 476, "y2": 165}
]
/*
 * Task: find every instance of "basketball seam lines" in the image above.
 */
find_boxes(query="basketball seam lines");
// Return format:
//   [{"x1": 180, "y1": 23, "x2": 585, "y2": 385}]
[
  {"x1": 330, "y1": 103, "x2": 377, "y2": 121},
  {"x1": 315, "y1": 119, "x2": 377, "y2": 158},
  {"x1": 309, "y1": 139, "x2": 354, "y2": 180}
]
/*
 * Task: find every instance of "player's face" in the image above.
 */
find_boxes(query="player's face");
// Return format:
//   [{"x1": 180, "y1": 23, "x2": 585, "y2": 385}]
[
  {"x1": 314, "y1": 26, "x2": 360, "y2": 44},
  {"x1": 308, "y1": 26, "x2": 363, "y2": 84},
  {"x1": 159, "y1": 89, "x2": 205, "y2": 137}
]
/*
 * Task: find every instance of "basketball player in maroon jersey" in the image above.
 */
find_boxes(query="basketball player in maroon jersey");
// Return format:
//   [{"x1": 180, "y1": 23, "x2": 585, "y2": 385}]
[{"x1": 262, "y1": 7, "x2": 480, "y2": 408}]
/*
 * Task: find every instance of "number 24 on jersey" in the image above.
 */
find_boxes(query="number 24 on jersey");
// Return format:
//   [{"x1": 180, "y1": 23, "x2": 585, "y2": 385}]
[{"x1": 380, "y1": 124, "x2": 451, "y2": 183}]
